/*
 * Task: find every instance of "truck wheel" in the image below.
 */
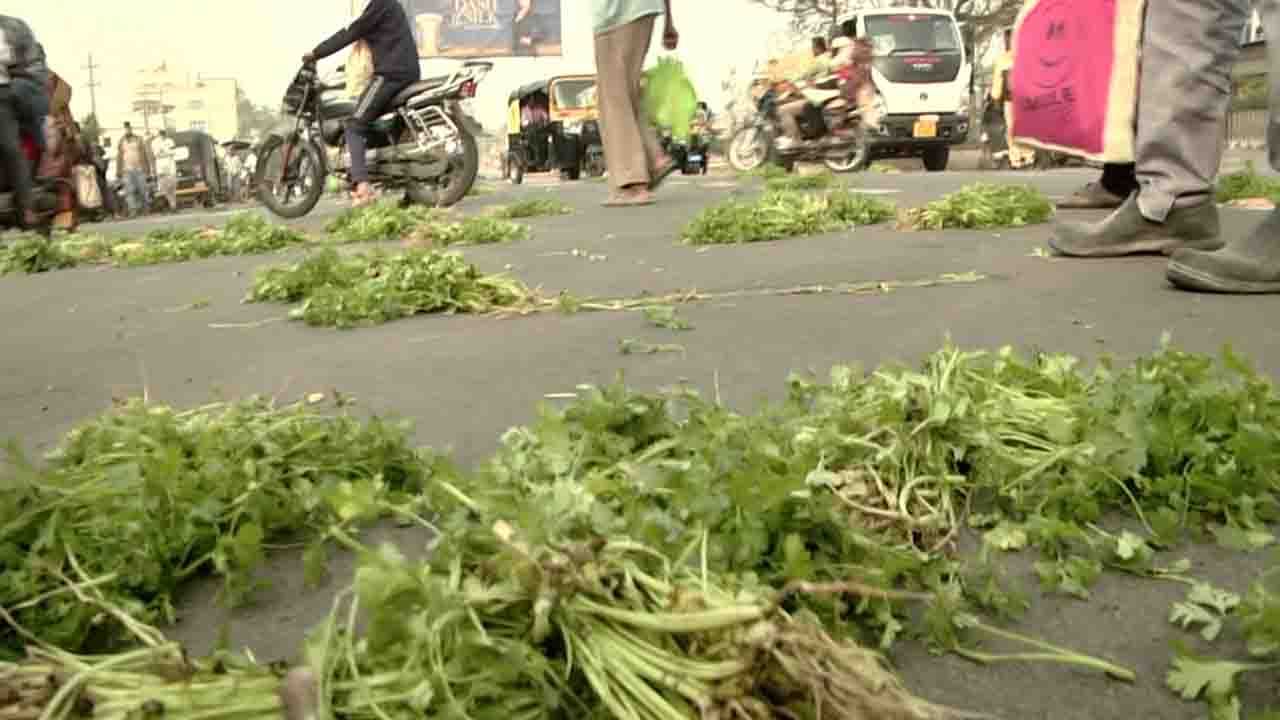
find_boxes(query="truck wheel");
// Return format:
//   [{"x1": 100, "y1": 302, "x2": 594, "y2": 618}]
[{"x1": 922, "y1": 147, "x2": 950, "y2": 172}]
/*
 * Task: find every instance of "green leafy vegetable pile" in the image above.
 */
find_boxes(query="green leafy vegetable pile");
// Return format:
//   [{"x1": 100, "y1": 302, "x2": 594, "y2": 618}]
[
  {"x1": 111, "y1": 215, "x2": 309, "y2": 267},
  {"x1": 408, "y1": 215, "x2": 530, "y2": 248},
  {"x1": 2, "y1": 642, "x2": 285, "y2": 720},
  {"x1": 8, "y1": 339, "x2": 1280, "y2": 720},
  {"x1": 0, "y1": 214, "x2": 308, "y2": 275},
  {"x1": 765, "y1": 171, "x2": 838, "y2": 193},
  {"x1": 683, "y1": 189, "x2": 895, "y2": 244},
  {"x1": 324, "y1": 202, "x2": 447, "y2": 244},
  {"x1": 0, "y1": 397, "x2": 439, "y2": 658},
  {"x1": 898, "y1": 184, "x2": 1054, "y2": 230},
  {"x1": 247, "y1": 248, "x2": 534, "y2": 328},
  {"x1": 0, "y1": 234, "x2": 79, "y2": 274},
  {"x1": 1215, "y1": 162, "x2": 1280, "y2": 204},
  {"x1": 489, "y1": 198, "x2": 573, "y2": 219},
  {"x1": 644, "y1": 57, "x2": 699, "y2": 142}
]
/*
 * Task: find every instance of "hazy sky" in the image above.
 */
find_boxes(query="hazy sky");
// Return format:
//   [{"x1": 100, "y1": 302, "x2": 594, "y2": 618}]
[{"x1": 21, "y1": 1, "x2": 793, "y2": 133}]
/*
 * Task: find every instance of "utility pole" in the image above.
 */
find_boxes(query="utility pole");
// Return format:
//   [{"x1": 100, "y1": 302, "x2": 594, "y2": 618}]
[{"x1": 83, "y1": 53, "x2": 101, "y2": 118}]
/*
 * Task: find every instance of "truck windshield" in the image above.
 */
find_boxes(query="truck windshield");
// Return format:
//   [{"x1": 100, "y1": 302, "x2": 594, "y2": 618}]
[{"x1": 864, "y1": 14, "x2": 960, "y2": 55}]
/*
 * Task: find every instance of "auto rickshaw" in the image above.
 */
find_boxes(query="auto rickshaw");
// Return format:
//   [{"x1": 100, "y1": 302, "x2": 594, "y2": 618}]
[
  {"x1": 504, "y1": 75, "x2": 604, "y2": 184},
  {"x1": 548, "y1": 74, "x2": 605, "y2": 180},
  {"x1": 170, "y1": 131, "x2": 225, "y2": 208}
]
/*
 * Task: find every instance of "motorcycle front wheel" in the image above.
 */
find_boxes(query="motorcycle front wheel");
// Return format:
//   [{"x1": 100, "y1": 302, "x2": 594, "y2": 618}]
[
  {"x1": 255, "y1": 137, "x2": 325, "y2": 219},
  {"x1": 728, "y1": 125, "x2": 771, "y2": 172}
]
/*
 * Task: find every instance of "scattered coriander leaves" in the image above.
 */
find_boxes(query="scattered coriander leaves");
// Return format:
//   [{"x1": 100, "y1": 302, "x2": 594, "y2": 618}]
[
  {"x1": 488, "y1": 199, "x2": 572, "y2": 219},
  {"x1": 0, "y1": 397, "x2": 445, "y2": 657},
  {"x1": 247, "y1": 248, "x2": 534, "y2": 328},
  {"x1": 898, "y1": 183, "x2": 1054, "y2": 230},
  {"x1": 682, "y1": 189, "x2": 894, "y2": 245},
  {"x1": 325, "y1": 202, "x2": 447, "y2": 243},
  {"x1": 642, "y1": 305, "x2": 692, "y2": 330},
  {"x1": 1216, "y1": 162, "x2": 1280, "y2": 204}
]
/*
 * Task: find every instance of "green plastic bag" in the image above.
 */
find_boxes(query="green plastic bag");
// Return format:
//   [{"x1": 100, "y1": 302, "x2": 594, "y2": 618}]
[{"x1": 644, "y1": 57, "x2": 699, "y2": 141}]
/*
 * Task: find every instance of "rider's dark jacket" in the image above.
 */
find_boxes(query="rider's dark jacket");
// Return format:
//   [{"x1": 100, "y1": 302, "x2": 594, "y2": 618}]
[
  {"x1": 313, "y1": 0, "x2": 421, "y2": 83},
  {"x1": 0, "y1": 15, "x2": 48, "y2": 89}
]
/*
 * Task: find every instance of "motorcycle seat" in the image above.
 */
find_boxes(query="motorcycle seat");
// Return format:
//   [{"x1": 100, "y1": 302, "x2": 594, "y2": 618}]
[{"x1": 391, "y1": 76, "x2": 452, "y2": 106}]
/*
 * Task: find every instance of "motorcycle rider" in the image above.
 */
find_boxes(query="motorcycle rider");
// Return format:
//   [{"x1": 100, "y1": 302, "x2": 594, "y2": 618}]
[
  {"x1": 776, "y1": 37, "x2": 835, "y2": 150},
  {"x1": 0, "y1": 14, "x2": 49, "y2": 227},
  {"x1": 304, "y1": 0, "x2": 421, "y2": 206}
]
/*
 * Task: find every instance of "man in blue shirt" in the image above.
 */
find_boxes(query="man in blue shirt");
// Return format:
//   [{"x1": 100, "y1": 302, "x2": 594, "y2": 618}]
[{"x1": 593, "y1": 0, "x2": 678, "y2": 207}]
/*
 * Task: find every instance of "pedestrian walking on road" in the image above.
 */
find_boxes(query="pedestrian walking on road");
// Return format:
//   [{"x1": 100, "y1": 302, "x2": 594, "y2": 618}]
[
  {"x1": 592, "y1": 0, "x2": 678, "y2": 207},
  {"x1": 116, "y1": 122, "x2": 151, "y2": 217},
  {"x1": 151, "y1": 129, "x2": 178, "y2": 213},
  {"x1": 1050, "y1": 0, "x2": 1280, "y2": 293}
]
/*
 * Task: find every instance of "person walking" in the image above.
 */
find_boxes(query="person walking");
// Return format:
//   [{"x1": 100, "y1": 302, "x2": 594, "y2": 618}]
[
  {"x1": 1048, "y1": 0, "x2": 1246, "y2": 261},
  {"x1": 592, "y1": 0, "x2": 678, "y2": 207},
  {"x1": 115, "y1": 122, "x2": 151, "y2": 217},
  {"x1": 991, "y1": 28, "x2": 1035, "y2": 170},
  {"x1": 151, "y1": 129, "x2": 178, "y2": 213}
]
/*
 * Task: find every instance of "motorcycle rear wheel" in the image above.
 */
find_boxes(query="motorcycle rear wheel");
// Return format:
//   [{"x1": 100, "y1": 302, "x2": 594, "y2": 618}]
[
  {"x1": 405, "y1": 117, "x2": 480, "y2": 208},
  {"x1": 255, "y1": 138, "x2": 324, "y2": 219}
]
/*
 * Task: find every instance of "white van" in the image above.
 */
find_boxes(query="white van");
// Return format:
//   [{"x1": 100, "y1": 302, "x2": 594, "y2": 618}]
[{"x1": 840, "y1": 8, "x2": 973, "y2": 171}]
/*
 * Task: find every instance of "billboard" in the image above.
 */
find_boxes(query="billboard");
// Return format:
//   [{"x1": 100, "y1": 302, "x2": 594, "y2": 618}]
[{"x1": 354, "y1": 0, "x2": 563, "y2": 58}]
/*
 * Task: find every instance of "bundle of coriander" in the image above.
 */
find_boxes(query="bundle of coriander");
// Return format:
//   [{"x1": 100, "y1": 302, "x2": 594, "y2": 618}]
[{"x1": 300, "y1": 518, "x2": 969, "y2": 720}]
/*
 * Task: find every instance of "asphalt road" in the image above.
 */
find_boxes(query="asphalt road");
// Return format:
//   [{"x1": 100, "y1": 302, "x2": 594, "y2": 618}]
[{"x1": 4, "y1": 166, "x2": 1279, "y2": 719}]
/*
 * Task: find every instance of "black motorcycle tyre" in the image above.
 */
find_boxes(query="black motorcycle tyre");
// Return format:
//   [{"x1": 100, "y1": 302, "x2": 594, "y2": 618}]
[
  {"x1": 255, "y1": 137, "x2": 325, "y2": 220},
  {"x1": 406, "y1": 117, "x2": 479, "y2": 207}
]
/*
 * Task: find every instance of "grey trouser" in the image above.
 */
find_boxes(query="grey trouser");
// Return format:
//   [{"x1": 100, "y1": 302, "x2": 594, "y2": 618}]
[
  {"x1": 1136, "y1": 0, "x2": 1258, "y2": 221},
  {"x1": 594, "y1": 14, "x2": 664, "y2": 190}
]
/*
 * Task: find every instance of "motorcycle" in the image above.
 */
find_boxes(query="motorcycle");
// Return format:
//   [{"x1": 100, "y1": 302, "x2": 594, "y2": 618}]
[
  {"x1": 254, "y1": 59, "x2": 492, "y2": 219},
  {"x1": 0, "y1": 128, "x2": 63, "y2": 234},
  {"x1": 659, "y1": 128, "x2": 710, "y2": 176},
  {"x1": 727, "y1": 82, "x2": 870, "y2": 175}
]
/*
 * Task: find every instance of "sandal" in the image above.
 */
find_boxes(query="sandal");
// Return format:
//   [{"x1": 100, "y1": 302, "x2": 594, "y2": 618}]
[{"x1": 603, "y1": 187, "x2": 655, "y2": 207}]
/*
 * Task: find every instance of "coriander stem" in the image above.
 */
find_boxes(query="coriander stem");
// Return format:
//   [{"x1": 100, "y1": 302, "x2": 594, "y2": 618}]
[{"x1": 966, "y1": 622, "x2": 1136, "y2": 681}]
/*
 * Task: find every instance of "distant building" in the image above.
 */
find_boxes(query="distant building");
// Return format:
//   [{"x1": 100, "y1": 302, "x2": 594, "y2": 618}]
[{"x1": 99, "y1": 62, "x2": 241, "y2": 142}]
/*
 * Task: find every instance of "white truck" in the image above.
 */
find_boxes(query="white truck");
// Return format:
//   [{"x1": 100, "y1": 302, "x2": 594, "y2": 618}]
[{"x1": 840, "y1": 8, "x2": 973, "y2": 171}]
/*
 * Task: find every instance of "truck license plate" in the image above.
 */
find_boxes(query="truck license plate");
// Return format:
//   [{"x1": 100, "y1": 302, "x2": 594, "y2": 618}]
[{"x1": 913, "y1": 115, "x2": 940, "y2": 139}]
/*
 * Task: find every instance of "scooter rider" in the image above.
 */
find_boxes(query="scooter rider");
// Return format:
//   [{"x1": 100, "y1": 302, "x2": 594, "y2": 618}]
[
  {"x1": 303, "y1": 0, "x2": 420, "y2": 206},
  {"x1": 0, "y1": 14, "x2": 49, "y2": 227}
]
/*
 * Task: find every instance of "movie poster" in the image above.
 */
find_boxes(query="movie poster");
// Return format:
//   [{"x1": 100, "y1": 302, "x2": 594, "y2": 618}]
[{"x1": 353, "y1": 0, "x2": 563, "y2": 58}]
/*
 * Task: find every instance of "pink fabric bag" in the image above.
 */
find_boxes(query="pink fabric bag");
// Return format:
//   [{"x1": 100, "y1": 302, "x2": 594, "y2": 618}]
[{"x1": 1009, "y1": 0, "x2": 1145, "y2": 163}]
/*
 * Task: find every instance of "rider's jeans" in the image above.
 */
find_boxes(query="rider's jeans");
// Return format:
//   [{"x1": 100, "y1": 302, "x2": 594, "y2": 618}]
[
  {"x1": 779, "y1": 100, "x2": 808, "y2": 141},
  {"x1": 11, "y1": 78, "x2": 48, "y2": 152},
  {"x1": 0, "y1": 86, "x2": 33, "y2": 221}
]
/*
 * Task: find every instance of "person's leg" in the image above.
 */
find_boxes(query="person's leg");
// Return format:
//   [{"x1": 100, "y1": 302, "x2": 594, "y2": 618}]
[
  {"x1": 594, "y1": 15, "x2": 657, "y2": 200},
  {"x1": 125, "y1": 170, "x2": 143, "y2": 215},
  {"x1": 1057, "y1": 163, "x2": 1136, "y2": 209},
  {"x1": 615, "y1": 19, "x2": 668, "y2": 183},
  {"x1": 11, "y1": 79, "x2": 49, "y2": 153},
  {"x1": 1050, "y1": 0, "x2": 1248, "y2": 257},
  {"x1": 345, "y1": 75, "x2": 405, "y2": 201},
  {"x1": 0, "y1": 89, "x2": 34, "y2": 225},
  {"x1": 778, "y1": 101, "x2": 806, "y2": 146},
  {"x1": 1167, "y1": 0, "x2": 1280, "y2": 292}
]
